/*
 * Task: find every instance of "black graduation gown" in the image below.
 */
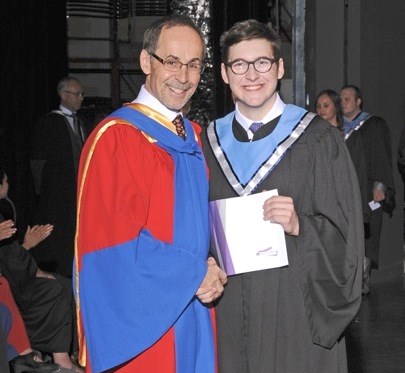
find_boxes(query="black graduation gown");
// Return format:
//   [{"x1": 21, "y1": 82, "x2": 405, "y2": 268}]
[
  {"x1": 345, "y1": 129, "x2": 371, "y2": 233},
  {"x1": 357, "y1": 116, "x2": 395, "y2": 267},
  {"x1": 0, "y1": 201, "x2": 75, "y2": 353},
  {"x1": 397, "y1": 122, "x2": 405, "y2": 183},
  {"x1": 30, "y1": 111, "x2": 85, "y2": 277},
  {"x1": 202, "y1": 114, "x2": 364, "y2": 373},
  {"x1": 397, "y1": 123, "x2": 405, "y2": 239}
]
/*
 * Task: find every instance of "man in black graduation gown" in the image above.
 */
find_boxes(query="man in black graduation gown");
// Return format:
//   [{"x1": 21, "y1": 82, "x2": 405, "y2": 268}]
[
  {"x1": 202, "y1": 20, "x2": 364, "y2": 372},
  {"x1": 30, "y1": 76, "x2": 86, "y2": 277},
  {"x1": 340, "y1": 85, "x2": 395, "y2": 294}
]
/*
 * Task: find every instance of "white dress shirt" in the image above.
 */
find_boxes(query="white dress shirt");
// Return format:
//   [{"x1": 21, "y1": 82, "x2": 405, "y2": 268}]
[
  {"x1": 133, "y1": 85, "x2": 182, "y2": 123},
  {"x1": 235, "y1": 93, "x2": 287, "y2": 140}
]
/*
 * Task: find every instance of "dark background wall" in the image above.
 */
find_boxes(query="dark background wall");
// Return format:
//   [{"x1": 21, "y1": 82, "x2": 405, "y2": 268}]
[
  {"x1": 312, "y1": 0, "x2": 405, "y2": 271},
  {"x1": 0, "y1": 0, "x2": 68, "y2": 234},
  {"x1": 361, "y1": 1, "x2": 405, "y2": 270}
]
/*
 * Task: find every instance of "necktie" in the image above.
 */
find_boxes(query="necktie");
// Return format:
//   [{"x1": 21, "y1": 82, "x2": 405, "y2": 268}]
[
  {"x1": 249, "y1": 122, "x2": 264, "y2": 134},
  {"x1": 172, "y1": 115, "x2": 186, "y2": 140},
  {"x1": 70, "y1": 113, "x2": 83, "y2": 143}
]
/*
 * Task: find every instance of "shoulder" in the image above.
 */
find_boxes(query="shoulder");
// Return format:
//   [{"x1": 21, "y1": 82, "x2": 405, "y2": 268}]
[
  {"x1": 210, "y1": 111, "x2": 235, "y2": 129},
  {"x1": 298, "y1": 114, "x2": 348, "y2": 161},
  {"x1": 36, "y1": 111, "x2": 66, "y2": 129},
  {"x1": 302, "y1": 114, "x2": 339, "y2": 143},
  {"x1": 364, "y1": 115, "x2": 387, "y2": 127},
  {"x1": 360, "y1": 115, "x2": 390, "y2": 135},
  {"x1": 42, "y1": 111, "x2": 66, "y2": 122},
  {"x1": 84, "y1": 117, "x2": 157, "y2": 158}
]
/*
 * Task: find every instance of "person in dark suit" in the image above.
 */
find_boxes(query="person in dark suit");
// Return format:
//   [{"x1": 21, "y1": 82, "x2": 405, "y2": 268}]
[{"x1": 30, "y1": 76, "x2": 86, "y2": 277}]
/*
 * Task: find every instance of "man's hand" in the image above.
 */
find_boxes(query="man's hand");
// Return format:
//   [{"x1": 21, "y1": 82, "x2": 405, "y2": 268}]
[
  {"x1": 373, "y1": 189, "x2": 385, "y2": 202},
  {"x1": 372, "y1": 181, "x2": 386, "y2": 202},
  {"x1": 22, "y1": 224, "x2": 53, "y2": 250},
  {"x1": 196, "y1": 257, "x2": 227, "y2": 304},
  {"x1": 263, "y1": 195, "x2": 299, "y2": 236},
  {"x1": 0, "y1": 220, "x2": 17, "y2": 241}
]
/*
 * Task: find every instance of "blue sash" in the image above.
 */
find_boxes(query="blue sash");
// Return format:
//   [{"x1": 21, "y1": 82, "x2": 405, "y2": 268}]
[{"x1": 208, "y1": 105, "x2": 315, "y2": 196}]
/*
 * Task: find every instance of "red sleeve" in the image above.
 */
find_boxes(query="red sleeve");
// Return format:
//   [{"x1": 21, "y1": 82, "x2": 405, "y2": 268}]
[{"x1": 76, "y1": 120, "x2": 175, "y2": 268}]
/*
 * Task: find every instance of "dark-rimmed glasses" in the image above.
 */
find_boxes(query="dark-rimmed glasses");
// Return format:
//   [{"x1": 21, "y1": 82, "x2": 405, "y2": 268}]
[
  {"x1": 150, "y1": 53, "x2": 205, "y2": 75},
  {"x1": 225, "y1": 57, "x2": 278, "y2": 75},
  {"x1": 63, "y1": 90, "x2": 85, "y2": 98}
]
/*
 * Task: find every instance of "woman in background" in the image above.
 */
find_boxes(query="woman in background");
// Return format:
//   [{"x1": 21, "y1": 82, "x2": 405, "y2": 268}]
[
  {"x1": 315, "y1": 89, "x2": 343, "y2": 131},
  {"x1": 316, "y1": 89, "x2": 371, "y2": 294}
]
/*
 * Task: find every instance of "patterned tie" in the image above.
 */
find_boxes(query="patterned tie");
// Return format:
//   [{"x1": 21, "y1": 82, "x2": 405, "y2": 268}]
[
  {"x1": 249, "y1": 122, "x2": 264, "y2": 134},
  {"x1": 172, "y1": 114, "x2": 186, "y2": 140}
]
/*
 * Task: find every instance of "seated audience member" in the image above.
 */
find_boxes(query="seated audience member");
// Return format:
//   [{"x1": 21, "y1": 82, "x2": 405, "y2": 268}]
[
  {"x1": 0, "y1": 169, "x2": 83, "y2": 373},
  {"x1": 0, "y1": 275, "x2": 58, "y2": 372}
]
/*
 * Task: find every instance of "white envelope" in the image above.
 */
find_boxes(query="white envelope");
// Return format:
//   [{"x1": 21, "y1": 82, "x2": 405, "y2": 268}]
[{"x1": 210, "y1": 189, "x2": 289, "y2": 275}]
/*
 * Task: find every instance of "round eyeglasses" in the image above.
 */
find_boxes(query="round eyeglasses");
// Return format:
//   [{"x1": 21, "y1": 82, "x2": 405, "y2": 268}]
[
  {"x1": 225, "y1": 57, "x2": 278, "y2": 75},
  {"x1": 150, "y1": 53, "x2": 205, "y2": 75}
]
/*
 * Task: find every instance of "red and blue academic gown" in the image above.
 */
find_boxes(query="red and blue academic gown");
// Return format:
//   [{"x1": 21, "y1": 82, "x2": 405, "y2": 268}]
[{"x1": 74, "y1": 103, "x2": 216, "y2": 373}]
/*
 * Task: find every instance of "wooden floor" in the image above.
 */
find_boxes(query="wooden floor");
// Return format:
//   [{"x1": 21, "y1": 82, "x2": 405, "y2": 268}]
[{"x1": 346, "y1": 262, "x2": 405, "y2": 373}]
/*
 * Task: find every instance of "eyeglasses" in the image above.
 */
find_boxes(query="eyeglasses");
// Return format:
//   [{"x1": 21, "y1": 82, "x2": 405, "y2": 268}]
[
  {"x1": 225, "y1": 57, "x2": 278, "y2": 75},
  {"x1": 63, "y1": 90, "x2": 85, "y2": 98},
  {"x1": 150, "y1": 53, "x2": 205, "y2": 75}
]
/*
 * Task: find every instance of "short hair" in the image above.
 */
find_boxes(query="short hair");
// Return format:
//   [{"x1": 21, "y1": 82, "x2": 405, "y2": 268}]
[
  {"x1": 142, "y1": 14, "x2": 206, "y2": 59},
  {"x1": 220, "y1": 19, "x2": 282, "y2": 63},
  {"x1": 315, "y1": 89, "x2": 344, "y2": 131},
  {"x1": 57, "y1": 76, "x2": 81, "y2": 96},
  {"x1": 341, "y1": 84, "x2": 363, "y2": 109}
]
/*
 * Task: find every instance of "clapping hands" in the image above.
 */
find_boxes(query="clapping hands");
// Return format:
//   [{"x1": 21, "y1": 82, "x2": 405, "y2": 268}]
[
  {"x1": 22, "y1": 224, "x2": 54, "y2": 250},
  {"x1": 0, "y1": 220, "x2": 17, "y2": 241}
]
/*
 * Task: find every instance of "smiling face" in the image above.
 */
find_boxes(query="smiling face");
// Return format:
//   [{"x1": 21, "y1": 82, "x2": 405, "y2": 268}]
[
  {"x1": 221, "y1": 38, "x2": 284, "y2": 120},
  {"x1": 316, "y1": 94, "x2": 338, "y2": 126},
  {"x1": 140, "y1": 25, "x2": 204, "y2": 112}
]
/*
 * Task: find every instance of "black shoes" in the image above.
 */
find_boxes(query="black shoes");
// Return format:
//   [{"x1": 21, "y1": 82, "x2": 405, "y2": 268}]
[{"x1": 10, "y1": 351, "x2": 59, "y2": 373}]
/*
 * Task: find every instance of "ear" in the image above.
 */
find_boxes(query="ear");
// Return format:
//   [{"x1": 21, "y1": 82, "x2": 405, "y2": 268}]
[
  {"x1": 140, "y1": 49, "x2": 151, "y2": 75},
  {"x1": 356, "y1": 97, "x2": 362, "y2": 108},
  {"x1": 221, "y1": 63, "x2": 229, "y2": 84},
  {"x1": 277, "y1": 58, "x2": 285, "y2": 80},
  {"x1": 59, "y1": 91, "x2": 67, "y2": 104}
]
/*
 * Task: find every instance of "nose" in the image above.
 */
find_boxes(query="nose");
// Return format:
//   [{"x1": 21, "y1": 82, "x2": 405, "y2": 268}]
[
  {"x1": 245, "y1": 63, "x2": 260, "y2": 80},
  {"x1": 176, "y1": 64, "x2": 190, "y2": 83}
]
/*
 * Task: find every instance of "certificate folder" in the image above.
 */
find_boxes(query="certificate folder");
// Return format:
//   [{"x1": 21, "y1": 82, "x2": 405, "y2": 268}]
[{"x1": 209, "y1": 189, "x2": 289, "y2": 275}]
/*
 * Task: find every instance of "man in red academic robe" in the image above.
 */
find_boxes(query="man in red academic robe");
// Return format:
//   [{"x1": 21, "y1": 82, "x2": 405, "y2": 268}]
[{"x1": 74, "y1": 14, "x2": 226, "y2": 373}]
